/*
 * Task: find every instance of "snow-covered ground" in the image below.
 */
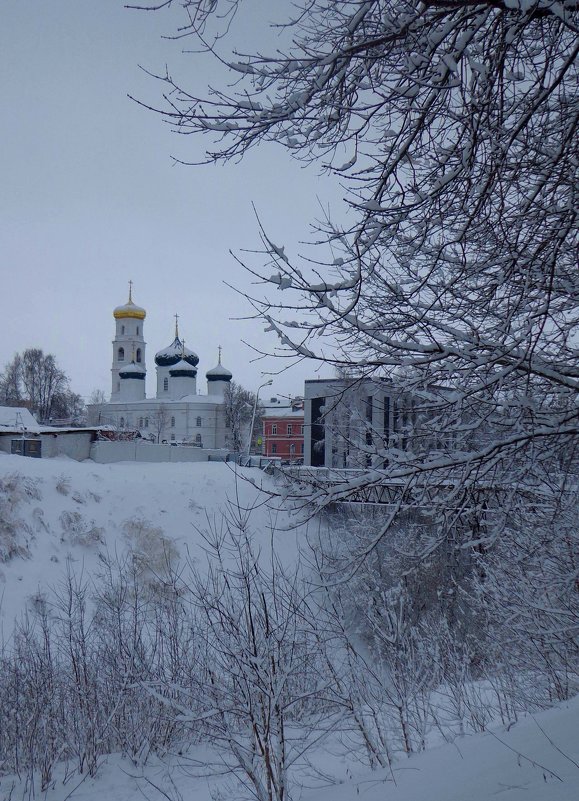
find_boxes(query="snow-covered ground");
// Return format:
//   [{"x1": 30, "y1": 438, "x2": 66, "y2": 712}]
[
  {"x1": 1, "y1": 451, "x2": 578, "y2": 801},
  {"x1": 0, "y1": 452, "x2": 303, "y2": 639},
  {"x1": 1, "y1": 696, "x2": 577, "y2": 801}
]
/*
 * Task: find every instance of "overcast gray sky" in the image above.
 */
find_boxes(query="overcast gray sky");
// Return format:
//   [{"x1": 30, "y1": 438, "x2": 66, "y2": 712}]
[{"x1": 0, "y1": 1, "x2": 339, "y2": 402}]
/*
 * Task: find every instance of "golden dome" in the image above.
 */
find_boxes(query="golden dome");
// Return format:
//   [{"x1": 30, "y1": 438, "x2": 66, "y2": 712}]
[{"x1": 113, "y1": 282, "x2": 146, "y2": 320}]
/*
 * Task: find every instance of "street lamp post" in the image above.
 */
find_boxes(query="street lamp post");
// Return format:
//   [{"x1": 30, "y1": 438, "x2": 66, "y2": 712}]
[{"x1": 246, "y1": 379, "x2": 273, "y2": 458}]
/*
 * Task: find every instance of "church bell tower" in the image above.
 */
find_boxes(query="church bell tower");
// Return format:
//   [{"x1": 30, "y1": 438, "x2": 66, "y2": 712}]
[{"x1": 111, "y1": 281, "x2": 147, "y2": 401}]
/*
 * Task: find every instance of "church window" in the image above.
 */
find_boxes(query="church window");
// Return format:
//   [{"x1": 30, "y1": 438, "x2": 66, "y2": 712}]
[
  {"x1": 196, "y1": 416, "x2": 202, "y2": 427},
  {"x1": 137, "y1": 326, "x2": 140, "y2": 335},
  {"x1": 144, "y1": 418, "x2": 149, "y2": 428},
  {"x1": 196, "y1": 433, "x2": 202, "y2": 444},
  {"x1": 121, "y1": 325, "x2": 125, "y2": 335},
  {"x1": 163, "y1": 377, "x2": 168, "y2": 391},
  {"x1": 136, "y1": 348, "x2": 142, "y2": 363},
  {"x1": 170, "y1": 434, "x2": 175, "y2": 441},
  {"x1": 120, "y1": 417, "x2": 125, "y2": 428},
  {"x1": 171, "y1": 416, "x2": 175, "y2": 427},
  {"x1": 139, "y1": 417, "x2": 143, "y2": 428},
  {"x1": 118, "y1": 347, "x2": 125, "y2": 361}
]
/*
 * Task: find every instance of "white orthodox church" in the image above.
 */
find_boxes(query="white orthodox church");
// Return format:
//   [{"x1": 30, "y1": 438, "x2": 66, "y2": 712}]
[{"x1": 88, "y1": 286, "x2": 233, "y2": 447}]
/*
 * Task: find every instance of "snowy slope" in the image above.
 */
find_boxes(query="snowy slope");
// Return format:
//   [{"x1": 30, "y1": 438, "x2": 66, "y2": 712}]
[
  {"x1": 0, "y1": 452, "x2": 302, "y2": 638},
  {"x1": 1, "y1": 452, "x2": 578, "y2": 801},
  {"x1": 2, "y1": 696, "x2": 577, "y2": 801}
]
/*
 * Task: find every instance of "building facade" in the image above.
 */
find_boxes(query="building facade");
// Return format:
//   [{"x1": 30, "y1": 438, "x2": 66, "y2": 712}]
[
  {"x1": 303, "y1": 378, "x2": 419, "y2": 468},
  {"x1": 261, "y1": 398, "x2": 304, "y2": 461},
  {"x1": 87, "y1": 287, "x2": 234, "y2": 448}
]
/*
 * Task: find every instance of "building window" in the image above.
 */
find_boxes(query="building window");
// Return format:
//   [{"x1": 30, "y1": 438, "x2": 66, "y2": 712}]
[
  {"x1": 139, "y1": 417, "x2": 143, "y2": 428},
  {"x1": 136, "y1": 326, "x2": 140, "y2": 335},
  {"x1": 136, "y1": 348, "x2": 142, "y2": 363},
  {"x1": 287, "y1": 424, "x2": 292, "y2": 436},
  {"x1": 300, "y1": 442, "x2": 304, "y2": 454},
  {"x1": 118, "y1": 347, "x2": 125, "y2": 361},
  {"x1": 272, "y1": 443, "x2": 277, "y2": 454},
  {"x1": 144, "y1": 418, "x2": 149, "y2": 428},
  {"x1": 163, "y1": 377, "x2": 168, "y2": 391},
  {"x1": 171, "y1": 433, "x2": 175, "y2": 441},
  {"x1": 171, "y1": 416, "x2": 175, "y2": 427},
  {"x1": 121, "y1": 325, "x2": 125, "y2": 335},
  {"x1": 196, "y1": 416, "x2": 202, "y2": 427},
  {"x1": 196, "y1": 433, "x2": 202, "y2": 444},
  {"x1": 272, "y1": 424, "x2": 277, "y2": 435},
  {"x1": 290, "y1": 443, "x2": 295, "y2": 456},
  {"x1": 300, "y1": 425, "x2": 304, "y2": 435},
  {"x1": 120, "y1": 417, "x2": 125, "y2": 428}
]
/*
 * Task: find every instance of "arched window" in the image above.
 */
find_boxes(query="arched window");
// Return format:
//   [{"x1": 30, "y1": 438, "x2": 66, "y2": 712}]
[
  {"x1": 121, "y1": 325, "x2": 125, "y2": 335},
  {"x1": 171, "y1": 416, "x2": 175, "y2": 427},
  {"x1": 139, "y1": 417, "x2": 143, "y2": 428},
  {"x1": 136, "y1": 326, "x2": 140, "y2": 335},
  {"x1": 163, "y1": 377, "x2": 168, "y2": 391},
  {"x1": 118, "y1": 347, "x2": 125, "y2": 361},
  {"x1": 136, "y1": 348, "x2": 142, "y2": 363},
  {"x1": 196, "y1": 433, "x2": 202, "y2": 444},
  {"x1": 144, "y1": 418, "x2": 149, "y2": 428},
  {"x1": 170, "y1": 433, "x2": 175, "y2": 441},
  {"x1": 196, "y1": 416, "x2": 202, "y2": 427},
  {"x1": 120, "y1": 417, "x2": 125, "y2": 428}
]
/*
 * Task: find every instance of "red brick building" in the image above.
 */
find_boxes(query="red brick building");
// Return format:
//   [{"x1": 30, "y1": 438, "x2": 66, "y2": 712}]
[{"x1": 262, "y1": 398, "x2": 304, "y2": 462}]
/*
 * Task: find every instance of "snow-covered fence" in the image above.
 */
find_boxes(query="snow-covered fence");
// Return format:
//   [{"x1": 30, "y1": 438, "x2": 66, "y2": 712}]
[{"x1": 90, "y1": 441, "x2": 213, "y2": 463}]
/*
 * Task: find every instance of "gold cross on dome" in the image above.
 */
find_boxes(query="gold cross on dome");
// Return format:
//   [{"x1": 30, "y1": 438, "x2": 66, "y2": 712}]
[
  {"x1": 218, "y1": 345, "x2": 222, "y2": 364},
  {"x1": 174, "y1": 313, "x2": 180, "y2": 339},
  {"x1": 128, "y1": 279, "x2": 133, "y2": 302}
]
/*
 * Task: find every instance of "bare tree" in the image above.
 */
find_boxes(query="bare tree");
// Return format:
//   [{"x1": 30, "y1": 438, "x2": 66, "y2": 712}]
[
  {"x1": 223, "y1": 381, "x2": 260, "y2": 453},
  {"x1": 150, "y1": 403, "x2": 169, "y2": 443},
  {"x1": 0, "y1": 353, "x2": 23, "y2": 406},
  {"x1": 133, "y1": 1, "x2": 577, "y2": 535},
  {"x1": 0, "y1": 348, "x2": 71, "y2": 420}
]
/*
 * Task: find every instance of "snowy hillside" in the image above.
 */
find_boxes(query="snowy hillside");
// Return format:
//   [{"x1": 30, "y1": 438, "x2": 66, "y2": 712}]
[
  {"x1": 0, "y1": 452, "x2": 301, "y2": 638},
  {"x1": 2, "y1": 696, "x2": 578, "y2": 801},
  {"x1": 1, "y1": 451, "x2": 578, "y2": 801}
]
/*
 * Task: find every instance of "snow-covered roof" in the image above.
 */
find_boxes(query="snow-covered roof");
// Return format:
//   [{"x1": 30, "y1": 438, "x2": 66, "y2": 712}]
[
  {"x1": 262, "y1": 407, "x2": 304, "y2": 419},
  {"x1": 206, "y1": 362, "x2": 232, "y2": 380},
  {"x1": 170, "y1": 358, "x2": 197, "y2": 375},
  {"x1": 155, "y1": 337, "x2": 199, "y2": 367},
  {"x1": 0, "y1": 406, "x2": 38, "y2": 429},
  {"x1": 119, "y1": 361, "x2": 146, "y2": 376}
]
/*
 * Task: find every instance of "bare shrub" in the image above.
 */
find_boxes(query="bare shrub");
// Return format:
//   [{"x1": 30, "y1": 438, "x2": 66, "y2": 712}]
[{"x1": 59, "y1": 510, "x2": 104, "y2": 548}]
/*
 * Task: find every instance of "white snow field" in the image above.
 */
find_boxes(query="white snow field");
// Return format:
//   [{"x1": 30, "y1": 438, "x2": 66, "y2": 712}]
[
  {"x1": 0, "y1": 452, "x2": 303, "y2": 639},
  {"x1": 1, "y1": 697, "x2": 577, "y2": 801},
  {"x1": 0, "y1": 451, "x2": 578, "y2": 801}
]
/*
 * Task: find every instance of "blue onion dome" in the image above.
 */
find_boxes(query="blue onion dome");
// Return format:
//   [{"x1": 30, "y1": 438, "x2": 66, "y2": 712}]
[
  {"x1": 206, "y1": 354, "x2": 233, "y2": 383},
  {"x1": 155, "y1": 337, "x2": 199, "y2": 368},
  {"x1": 119, "y1": 361, "x2": 146, "y2": 380},
  {"x1": 169, "y1": 358, "x2": 197, "y2": 377}
]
